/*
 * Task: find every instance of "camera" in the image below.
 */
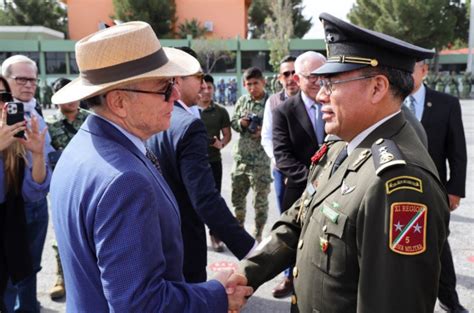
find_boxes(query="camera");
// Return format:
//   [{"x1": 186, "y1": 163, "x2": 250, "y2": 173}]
[{"x1": 246, "y1": 113, "x2": 263, "y2": 134}]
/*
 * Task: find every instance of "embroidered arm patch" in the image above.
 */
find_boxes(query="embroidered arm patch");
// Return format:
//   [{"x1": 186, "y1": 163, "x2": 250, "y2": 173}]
[
  {"x1": 389, "y1": 202, "x2": 427, "y2": 255},
  {"x1": 386, "y1": 176, "x2": 423, "y2": 194}
]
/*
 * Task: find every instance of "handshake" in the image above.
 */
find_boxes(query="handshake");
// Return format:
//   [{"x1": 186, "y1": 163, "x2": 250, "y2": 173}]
[{"x1": 214, "y1": 269, "x2": 253, "y2": 313}]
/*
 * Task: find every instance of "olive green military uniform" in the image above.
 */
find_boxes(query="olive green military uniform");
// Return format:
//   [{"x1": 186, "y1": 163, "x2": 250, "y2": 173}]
[
  {"x1": 241, "y1": 113, "x2": 449, "y2": 313},
  {"x1": 46, "y1": 110, "x2": 88, "y2": 150},
  {"x1": 231, "y1": 94, "x2": 272, "y2": 240}
]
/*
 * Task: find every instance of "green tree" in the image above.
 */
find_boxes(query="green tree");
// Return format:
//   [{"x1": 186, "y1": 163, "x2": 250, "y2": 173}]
[
  {"x1": 348, "y1": 0, "x2": 464, "y2": 52},
  {"x1": 248, "y1": 0, "x2": 311, "y2": 38},
  {"x1": 265, "y1": 0, "x2": 293, "y2": 72},
  {"x1": 177, "y1": 18, "x2": 207, "y2": 39},
  {"x1": 0, "y1": 0, "x2": 67, "y2": 34},
  {"x1": 112, "y1": 0, "x2": 176, "y2": 38}
]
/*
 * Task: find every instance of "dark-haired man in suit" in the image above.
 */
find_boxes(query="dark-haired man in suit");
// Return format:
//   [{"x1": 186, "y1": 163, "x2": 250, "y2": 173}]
[
  {"x1": 407, "y1": 60, "x2": 468, "y2": 313},
  {"x1": 148, "y1": 48, "x2": 255, "y2": 283}
]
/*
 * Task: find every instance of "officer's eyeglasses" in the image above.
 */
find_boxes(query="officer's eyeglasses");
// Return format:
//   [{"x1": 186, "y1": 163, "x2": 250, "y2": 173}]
[
  {"x1": 10, "y1": 76, "x2": 39, "y2": 86},
  {"x1": 115, "y1": 79, "x2": 175, "y2": 102},
  {"x1": 318, "y1": 75, "x2": 376, "y2": 96},
  {"x1": 281, "y1": 70, "x2": 296, "y2": 78},
  {"x1": 0, "y1": 91, "x2": 13, "y2": 103}
]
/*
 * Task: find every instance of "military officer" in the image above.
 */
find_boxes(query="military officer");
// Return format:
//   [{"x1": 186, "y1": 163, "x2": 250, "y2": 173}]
[{"x1": 239, "y1": 13, "x2": 450, "y2": 313}]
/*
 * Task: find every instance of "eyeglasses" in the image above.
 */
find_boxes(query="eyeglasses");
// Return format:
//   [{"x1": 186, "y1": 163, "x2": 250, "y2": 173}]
[
  {"x1": 10, "y1": 76, "x2": 39, "y2": 86},
  {"x1": 116, "y1": 79, "x2": 175, "y2": 102},
  {"x1": 0, "y1": 91, "x2": 13, "y2": 103},
  {"x1": 318, "y1": 75, "x2": 376, "y2": 96},
  {"x1": 191, "y1": 72, "x2": 204, "y2": 82},
  {"x1": 300, "y1": 73, "x2": 320, "y2": 83},
  {"x1": 281, "y1": 70, "x2": 296, "y2": 78}
]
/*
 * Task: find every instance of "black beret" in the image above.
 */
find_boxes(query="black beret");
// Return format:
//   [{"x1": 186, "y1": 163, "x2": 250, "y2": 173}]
[{"x1": 313, "y1": 13, "x2": 435, "y2": 75}]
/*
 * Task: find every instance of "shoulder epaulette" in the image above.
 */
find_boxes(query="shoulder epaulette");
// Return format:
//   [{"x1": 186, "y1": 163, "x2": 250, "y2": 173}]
[{"x1": 371, "y1": 138, "x2": 406, "y2": 176}]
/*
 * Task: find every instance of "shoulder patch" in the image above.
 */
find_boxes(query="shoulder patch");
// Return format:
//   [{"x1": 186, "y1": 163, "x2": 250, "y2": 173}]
[
  {"x1": 371, "y1": 138, "x2": 406, "y2": 176},
  {"x1": 386, "y1": 176, "x2": 423, "y2": 194},
  {"x1": 389, "y1": 202, "x2": 427, "y2": 255}
]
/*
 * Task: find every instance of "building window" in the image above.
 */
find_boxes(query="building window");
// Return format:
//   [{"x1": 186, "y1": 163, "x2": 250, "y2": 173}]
[
  {"x1": 0, "y1": 52, "x2": 40, "y2": 69},
  {"x1": 69, "y1": 52, "x2": 79, "y2": 74},
  {"x1": 45, "y1": 52, "x2": 66, "y2": 74}
]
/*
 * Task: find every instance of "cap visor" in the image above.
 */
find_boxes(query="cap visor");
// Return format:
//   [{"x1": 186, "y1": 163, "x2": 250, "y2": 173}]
[{"x1": 312, "y1": 63, "x2": 367, "y2": 75}]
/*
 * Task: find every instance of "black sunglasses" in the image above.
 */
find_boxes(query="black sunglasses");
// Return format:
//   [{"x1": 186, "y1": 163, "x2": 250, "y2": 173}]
[
  {"x1": 282, "y1": 70, "x2": 296, "y2": 78},
  {"x1": 115, "y1": 79, "x2": 175, "y2": 102},
  {"x1": 0, "y1": 92, "x2": 13, "y2": 103}
]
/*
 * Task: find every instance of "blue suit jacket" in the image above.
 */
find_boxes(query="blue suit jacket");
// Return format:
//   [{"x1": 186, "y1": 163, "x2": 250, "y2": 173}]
[
  {"x1": 51, "y1": 115, "x2": 227, "y2": 312},
  {"x1": 148, "y1": 102, "x2": 255, "y2": 282}
]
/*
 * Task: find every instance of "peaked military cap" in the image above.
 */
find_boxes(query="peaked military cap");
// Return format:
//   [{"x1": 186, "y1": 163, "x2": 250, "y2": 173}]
[{"x1": 313, "y1": 13, "x2": 435, "y2": 75}]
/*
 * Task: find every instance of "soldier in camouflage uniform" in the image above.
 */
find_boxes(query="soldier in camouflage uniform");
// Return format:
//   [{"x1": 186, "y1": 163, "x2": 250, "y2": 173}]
[
  {"x1": 231, "y1": 67, "x2": 272, "y2": 242},
  {"x1": 46, "y1": 78, "x2": 88, "y2": 300}
]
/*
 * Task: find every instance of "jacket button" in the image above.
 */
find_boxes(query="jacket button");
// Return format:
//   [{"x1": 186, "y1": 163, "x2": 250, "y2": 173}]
[
  {"x1": 303, "y1": 199, "x2": 310, "y2": 206},
  {"x1": 293, "y1": 266, "x2": 298, "y2": 278},
  {"x1": 291, "y1": 295, "x2": 297, "y2": 304}
]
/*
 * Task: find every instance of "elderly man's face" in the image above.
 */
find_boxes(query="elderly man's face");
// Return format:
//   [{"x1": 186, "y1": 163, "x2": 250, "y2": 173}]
[
  {"x1": 121, "y1": 78, "x2": 179, "y2": 140},
  {"x1": 295, "y1": 58, "x2": 325, "y2": 100},
  {"x1": 6, "y1": 62, "x2": 38, "y2": 102},
  {"x1": 317, "y1": 70, "x2": 376, "y2": 141}
]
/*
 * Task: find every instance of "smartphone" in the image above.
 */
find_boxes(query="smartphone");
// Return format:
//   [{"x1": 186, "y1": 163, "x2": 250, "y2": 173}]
[{"x1": 6, "y1": 102, "x2": 25, "y2": 138}]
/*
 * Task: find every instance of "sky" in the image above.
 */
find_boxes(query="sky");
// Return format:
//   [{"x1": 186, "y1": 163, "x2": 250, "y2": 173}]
[{"x1": 301, "y1": 0, "x2": 356, "y2": 39}]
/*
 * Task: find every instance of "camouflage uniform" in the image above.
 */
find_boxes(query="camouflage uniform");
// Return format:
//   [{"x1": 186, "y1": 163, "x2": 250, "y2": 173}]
[
  {"x1": 46, "y1": 110, "x2": 88, "y2": 150},
  {"x1": 231, "y1": 94, "x2": 272, "y2": 241}
]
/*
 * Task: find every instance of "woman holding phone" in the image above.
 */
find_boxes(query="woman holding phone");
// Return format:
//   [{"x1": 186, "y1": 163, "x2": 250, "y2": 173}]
[{"x1": 0, "y1": 76, "x2": 50, "y2": 311}]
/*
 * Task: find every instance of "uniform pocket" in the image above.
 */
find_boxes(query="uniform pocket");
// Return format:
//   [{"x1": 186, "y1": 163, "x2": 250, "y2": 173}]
[{"x1": 311, "y1": 211, "x2": 347, "y2": 277}]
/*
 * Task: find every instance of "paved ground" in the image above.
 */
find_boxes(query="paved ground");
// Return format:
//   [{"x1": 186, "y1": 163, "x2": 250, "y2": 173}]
[{"x1": 36, "y1": 101, "x2": 474, "y2": 312}]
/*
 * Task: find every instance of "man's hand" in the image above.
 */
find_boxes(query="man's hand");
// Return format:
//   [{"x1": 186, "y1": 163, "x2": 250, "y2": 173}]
[
  {"x1": 213, "y1": 270, "x2": 253, "y2": 313},
  {"x1": 250, "y1": 126, "x2": 262, "y2": 140},
  {"x1": 448, "y1": 194, "x2": 461, "y2": 211},
  {"x1": 240, "y1": 117, "x2": 250, "y2": 128},
  {"x1": 211, "y1": 137, "x2": 224, "y2": 149}
]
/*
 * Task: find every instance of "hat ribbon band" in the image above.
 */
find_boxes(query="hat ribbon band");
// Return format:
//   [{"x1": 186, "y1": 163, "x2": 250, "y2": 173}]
[
  {"x1": 80, "y1": 48, "x2": 169, "y2": 85},
  {"x1": 328, "y1": 56, "x2": 379, "y2": 67}
]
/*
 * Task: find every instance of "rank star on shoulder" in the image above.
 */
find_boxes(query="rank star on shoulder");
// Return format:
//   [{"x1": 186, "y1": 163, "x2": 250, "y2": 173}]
[
  {"x1": 413, "y1": 223, "x2": 422, "y2": 233},
  {"x1": 394, "y1": 221, "x2": 404, "y2": 232}
]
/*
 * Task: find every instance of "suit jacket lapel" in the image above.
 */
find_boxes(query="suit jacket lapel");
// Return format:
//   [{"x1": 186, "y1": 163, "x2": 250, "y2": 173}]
[
  {"x1": 83, "y1": 115, "x2": 180, "y2": 217},
  {"x1": 421, "y1": 85, "x2": 434, "y2": 125},
  {"x1": 293, "y1": 92, "x2": 318, "y2": 144}
]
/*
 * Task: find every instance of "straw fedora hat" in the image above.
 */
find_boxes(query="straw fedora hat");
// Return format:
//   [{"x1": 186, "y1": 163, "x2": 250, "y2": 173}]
[{"x1": 52, "y1": 21, "x2": 200, "y2": 105}]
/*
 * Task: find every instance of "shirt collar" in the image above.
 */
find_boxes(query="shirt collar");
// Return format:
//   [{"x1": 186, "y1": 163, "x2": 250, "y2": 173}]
[
  {"x1": 301, "y1": 91, "x2": 316, "y2": 110},
  {"x1": 347, "y1": 110, "x2": 400, "y2": 155},
  {"x1": 411, "y1": 83, "x2": 426, "y2": 105},
  {"x1": 92, "y1": 113, "x2": 147, "y2": 155}
]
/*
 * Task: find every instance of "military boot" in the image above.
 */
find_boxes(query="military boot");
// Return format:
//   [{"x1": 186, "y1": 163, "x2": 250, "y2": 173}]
[{"x1": 50, "y1": 244, "x2": 65, "y2": 300}]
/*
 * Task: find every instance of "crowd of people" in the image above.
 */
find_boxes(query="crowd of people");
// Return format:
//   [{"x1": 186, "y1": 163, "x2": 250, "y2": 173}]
[{"x1": 0, "y1": 12, "x2": 469, "y2": 313}]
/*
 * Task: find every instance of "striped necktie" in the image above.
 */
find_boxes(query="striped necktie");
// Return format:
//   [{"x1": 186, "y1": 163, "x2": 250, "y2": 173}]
[{"x1": 145, "y1": 146, "x2": 162, "y2": 174}]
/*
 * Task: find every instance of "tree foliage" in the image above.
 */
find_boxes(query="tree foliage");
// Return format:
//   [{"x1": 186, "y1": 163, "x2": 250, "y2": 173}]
[
  {"x1": 265, "y1": 0, "x2": 294, "y2": 72},
  {"x1": 191, "y1": 39, "x2": 235, "y2": 73},
  {"x1": 248, "y1": 0, "x2": 311, "y2": 38},
  {"x1": 0, "y1": 0, "x2": 67, "y2": 34},
  {"x1": 348, "y1": 0, "x2": 468, "y2": 52},
  {"x1": 177, "y1": 18, "x2": 207, "y2": 39},
  {"x1": 112, "y1": 0, "x2": 176, "y2": 38}
]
